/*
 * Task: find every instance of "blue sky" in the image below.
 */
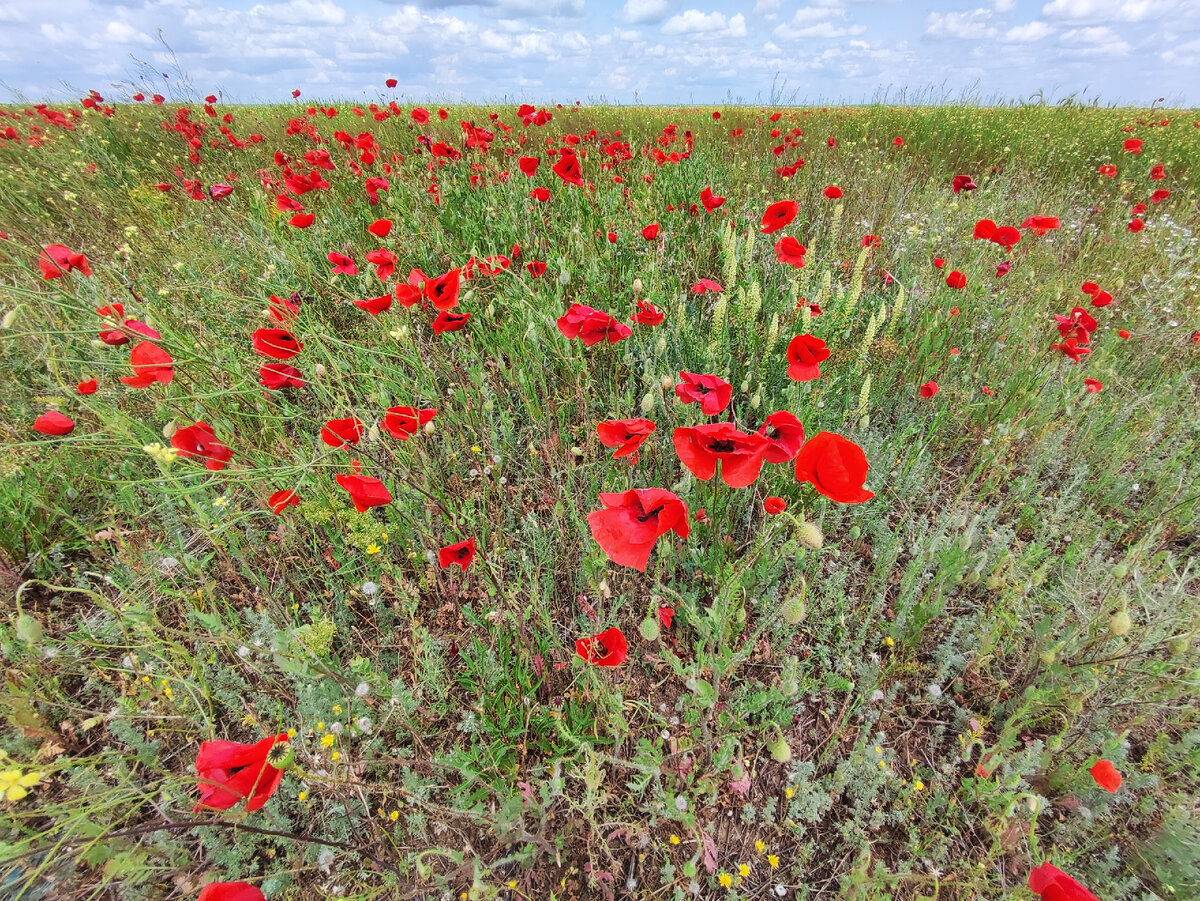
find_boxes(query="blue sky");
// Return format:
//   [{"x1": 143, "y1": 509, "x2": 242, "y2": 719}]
[{"x1": 1, "y1": 0, "x2": 1197, "y2": 105}]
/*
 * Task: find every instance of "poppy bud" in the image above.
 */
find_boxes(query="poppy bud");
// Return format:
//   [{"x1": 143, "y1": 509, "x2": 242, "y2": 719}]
[
  {"x1": 1066, "y1": 697, "x2": 1084, "y2": 714},
  {"x1": 423, "y1": 420, "x2": 436, "y2": 436},
  {"x1": 162, "y1": 420, "x2": 178, "y2": 439},
  {"x1": 632, "y1": 277, "x2": 643, "y2": 296},
  {"x1": 1109, "y1": 609, "x2": 1132, "y2": 636},
  {"x1": 848, "y1": 526, "x2": 860, "y2": 539},
  {"x1": 570, "y1": 446, "x2": 583, "y2": 457},
  {"x1": 314, "y1": 363, "x2": 327, "y2": 378},
  {"x1": 557, "y1": 269, "x2": 571, "y2": 286},
  {"x1": 1110, "y1": 564, "x2": 1128, "y2": 579},
  {"x1": 781, "y1": 578, "x2": 807, "y2": 624},
  {"x1": 985, "y1": 574, "x2": 1003, "y2": 590},
  {"x1": 15, "y1": 612, "x2": 43, "y2": 643},
  {"x1": 640, "y1": 392, "x2": 655, "y2": 414},
  {"x1": 766, "y1": 723, "x2": 792, "y2": 763},
  {"x1": 638, "y1": 618, "x2": 660, "y2": 641},
  {"x1": 1168, "y1": 636, "x2": 1189, "y2": 656},
  {"x1": 740, "y1": 380, "x2": 750, "y2": 393},
  {"x1": 750, "y1": 389, "x2": 762, "y2": 410},
  {"x1": 367, "y1": 425, "x2": 380, "y2": 443},
  {"x1": 1, "y1": 308, "x2": 17, "y2": 329},
  {"x1": 1039, "y1": 648, "x2": 1056, "y2": 665},
  {"x1": 660, "y1": 375, "x2": 674, "y2": 392},
  {"x1": 795, "y1": 521, "x2": 823, "y2": 550}
]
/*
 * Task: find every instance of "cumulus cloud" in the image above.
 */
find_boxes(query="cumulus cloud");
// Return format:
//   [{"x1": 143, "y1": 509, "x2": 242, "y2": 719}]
[
  {"x1": 924, "y1": 8, "x2": 996, "y2": 38},
  {"x1": 1040, "y1": 0, "x2": 1173, "y2": 21},
  {"x1": 1004, "y1": 20, "x2": 1055, "y2": 40},
  {"x1": 1059, "y1": 24, "x2": 1132, "y2": 52},
  {"x1": 619, "y1": 0, "x2": 673, "y2": 24},
  {"x1": 774, "y1": 5, "x2": 866, "y2": 39},
  {"x1": 661, "y1": 9, "x2": 746, "y2": 36}
]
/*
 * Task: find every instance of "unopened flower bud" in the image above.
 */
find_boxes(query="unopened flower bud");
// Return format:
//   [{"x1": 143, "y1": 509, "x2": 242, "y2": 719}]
[
  {"x1": 557, "y1": 269, "x2": 571, "y2": 286},
  {"x1": 766, "y1": 723, "x2": 792, "y2": 763},
  {"x1": 661, "y1": 375, "x2": 674, "y2": 392},
  {"x1": 638, "y1": 618, "x2": 660, "y2": 641},
  {"x1": 632, "y1": 277, "x2": 643, "y2": 296},
  {"x1": 795, "y1": 521, "x2": 824, "y2": 550},
  {"x1": 781, "y1": 577, "x2": 807, "y2": 624},
  {"x1": 423, "y1": 420, "x2": 436, "y2": 436},
  {"x1": 162, "y1": 420, "x2": 177, "y2": 439},
  {"x1": 1109, "y1": 610, "x2": 1132, "y2": 636},
  {"x1": 640, "y1": 392, "x2": 655, "y2": 414},
  {"x1": 313, "y1": 363, "x2": 327, "y2": 378}
]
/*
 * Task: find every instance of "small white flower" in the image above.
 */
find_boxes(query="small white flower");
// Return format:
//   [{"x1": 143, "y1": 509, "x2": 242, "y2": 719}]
[
  {"x1": 238, "y1": 646, "x2": 251, "y2": 659},
  {"x1": 355, "y1": 682, "x2": 370, "y2": 697},
  {"x1": 356, "y1": 716, "x2": 372, "y2": 733},
  {"x1": 674, "y1": 795, "x2": 688, "y2": 812},
  {"x1": 361, "y1": 582, "x2": 379, "y2": 597}
]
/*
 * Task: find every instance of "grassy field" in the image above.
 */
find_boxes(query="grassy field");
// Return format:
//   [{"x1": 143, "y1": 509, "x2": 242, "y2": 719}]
[{"x1": 0, "y1": 96, "x2": 1198, "y2": 901}]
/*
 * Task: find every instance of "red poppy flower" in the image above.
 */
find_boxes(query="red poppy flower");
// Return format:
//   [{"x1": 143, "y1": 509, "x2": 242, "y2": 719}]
[
  {"x1": 320, "y1": 417, "x2": 364, "y2": 448},
  {"x1": 328, "y1": 252, "x2": 357, "y2": 275},
  {"x1": 194, "y1": 733, "x2": 288, "y2": 813},
  {"x1": 209, "y1": 184, "x2": 233, "y2": 200},
  {"x1": 775, "y1": 236, "x2": 807, "y2": 268},
  {"x1": 336, "y1": 473, "x2": 392, "y2": 511},
  {"x1": 1151, "y1": 189, "x2": 1170, "y2": 203},
  {"x1": 289, "y1": 213, "x2": 315, "y2": 228},
  {"x1": 393, "y1": 283, "x2": 422, "y2": 307},
  {"x1": 946, "y1": 271, "x2": 967, "y2": 290},
  {"x1": 919, "y1": 381, "x2": 939, "y2": 398},
  {"x1": 642, "y1": 223, "x2": 660, "y2": 240},
  {"x1": 587, "y1": 488, "x2": 688, "y2": 571},
  {"x1": 198, "y1": 882, "x2": 266, "y2": 901},
  {"x1": 1089, "y1": 759, "x2": 1121, "y2": 790},
  {"x1": 1127, "y1": 218, "x2": 1145, "y2": 232},
  {"x1": 432, "y1": 311, "x2": 470, "y2": 335},
  {"x1": 525, "y1": 261, "x2": 547, "y2": 277},
  {"x1": 700, "y1": 186, "x2": 725, "y2": 212},
  {"x1": 438, "y1": 538, "x2": 476, "y2": 572},
  {"x1": 557, "y1": 303, "x2": 633, "y2": 346},
  {"x1": 675, "y1": 372, "x2": 732, "y2": 415},
  {"x1": 1028, "y1": 863, "x2": 1100, "y2": 901},
  {"x1": 631, "y1": 300, "x2": 664, "y2": 326},
  {"x1": 657, "y1": 606, "x2": 674, "y2": 629},
  {"x1": 575, "y1": 626, "x2": 629, "y2": 667},
  {"x1": 519, "y1": 156, "x2": 540, "y2": 176},
  {"x1": 597, "y1": 418, "x2": 656, "y2": 463},
  {"x1": 824, "y1": 185, "x2": 843, "y2": 199},
  {"x1": 266, "y1": 489, "x2": 300, "y2": 514},
  {"x1": 77, "y1": 378, "x2": 98, "y2": 395},
  {"x1": 972, "y1": 219, "x2": 998, "y2": 241},
  {"x1": 530, "y1": 187, "x2": 550, "y2": 202},
  {"x1": 40, "y1": 244, "x2": 93, "y2": 280},
  {"x1": 996, "y1": 260, "x2": 1013, "y2": 278},
  {"x1": 764, "y1": 496, "x2": 787, "y2": 515},
  {"x1": 691, "y1": 278, "x2": 723, "y2": 294},
  {"x1": 259, "y1": 363, "x2": 305, "y2": 390},
  {"x1": 354, "y1": 292, "x2": 393, "y2": 315},
  {"x1": 551, "y1": 151, "x2": 583, "y2": 186},
  {"x1": 383, "y1": 405, "x2": 436, "y2": 439},
  {"x1": 1098, "y1": 164, "x2": 1117, "y2": 177},
  {"x1": 794, "y1": 431, "x2": 874, "y2": 504},
  {"x1": 411, "y1": 107, "x2": 431, "y2": 124},
  {"x1": 368, "y1": 218, "x2": 392, "y2": 238},
  {"x1": 761, "y1": 200, "x2": 799, "y2": 234},
  {"x1": 1082, "y1": 378, "x2": 1103, "y2": 393},
  {"x1": 120, "y1": 341, "x2": 175, "y2": 388},
  {"x1": 1118, "y1": 329, "x2": 1131, "y2": 339},
  {"x1": 1022, "y1": 216, "x2": 1061, "y2": 235},
  {"x1": 786, "y1": 333, "x2": 830, "y2": 382},
  {"x1": 172, "y1": 421, "x2": 233, "y2": 470},
  {"x1": 1052, "y1": 336, "x2": 1091, "y2": 363},
  {"x1": 424, "y1": 268, "x2": 462, "y2": 311},
  {"x1": 252, "y1": 328, "x2": 303, "y2": 360},
  {"x1": 757, "y1": 411, "x2": 805, "y2": 463},
  {"x1": 365, "y1": 249, "x2": 396, "y2": 281},
  {"x1": 32, "y1": 411, "x2": 75, "y2": 436},
  {"x1": 1149, "y1": 163, "x2": 1165, "y2": 180},
  {"x1": 1123, "y1": 138, "x2": 1143, "y2": 153},
  {"x1": 862, "y1": 234, "x2": 881, "y2": 248},
  {"x1": 607, "y1": 231, "x2": 618, "y2": 243},
  {"x1": 952, "y1": 175, "x2": 977, "y2": 193},
  {"x1": 673, "y1": 423, "x2": 772, "y2": 488},
  {"x1": 933, "y1": 257, "x2": 946, "y2": 269}
]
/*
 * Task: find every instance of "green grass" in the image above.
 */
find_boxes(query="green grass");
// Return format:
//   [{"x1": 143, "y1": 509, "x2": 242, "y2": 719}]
[{"x1": 0, "y1": 99, "x2": 1197, "y2": 900}]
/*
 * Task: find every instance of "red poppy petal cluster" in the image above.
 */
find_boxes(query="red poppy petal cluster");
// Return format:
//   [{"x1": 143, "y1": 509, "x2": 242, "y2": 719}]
[
  {"x1": 588, "y1": 488, "x2": 689, "y2": 571},
  {"x1": 195, "y1": 733, "x2": 288, "y2": 812},
  {"x1": 794, "y1": 432, "x2": 874, "y2": 504}
]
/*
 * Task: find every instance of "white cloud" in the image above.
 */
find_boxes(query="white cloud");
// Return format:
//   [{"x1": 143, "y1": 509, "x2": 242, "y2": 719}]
[
  {"x1": 994, "y1": 0, "x2": 1015, "y2": 9},
  {"x1": 773, "y1": 6, "x2": 866, "y2": 38},
  {"x1": 1059, "y1": 24, "x2": 1132, "y2": 52},
  {"x1": 619, "y1": 0, "x2": 673, "y2": 24},
  {"x1": 662, "y1": 9, "x2": 746, "y2": 37},
  {"x1": 754, "y1": 0, "x2": 781, "y2": 12},
  {"x1": 1040, "y1": 0, "x2": 1173, "y2": 21},
  {"x1": 1004, "y1": 20, "x2": 1055, "y2": 40},
  {"x1": 924, "y1": 8, "x2": 996, "y2": 38}
]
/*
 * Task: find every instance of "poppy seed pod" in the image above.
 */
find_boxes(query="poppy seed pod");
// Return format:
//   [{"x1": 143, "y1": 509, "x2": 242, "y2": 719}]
[
  {"x1": 781, "y1": 577, "x2": 807, "y2": 624},
  {"x1": 638, "y1": 618, "x2": 660, "y2": 641}
]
